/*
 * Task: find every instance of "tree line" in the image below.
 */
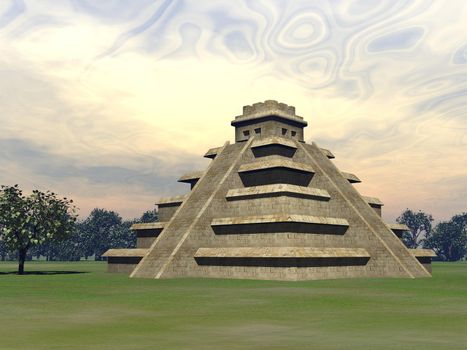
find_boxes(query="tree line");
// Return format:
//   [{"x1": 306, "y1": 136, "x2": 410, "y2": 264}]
[
  {"x1": 32, "y1": 208, "x2": 157, "y2": 262},
  {"x1": 0, "y1": 206, "x2": 157, "y2": 263},
  {"x1": 0, "y1": 185, "x2": 157, "y2": 273},
  {"x1": 397, "y1": 209, "x2": 467, "y2": 261},
  {"x1": 0, "y1": 185, "x2": 466, "y2": 274}
]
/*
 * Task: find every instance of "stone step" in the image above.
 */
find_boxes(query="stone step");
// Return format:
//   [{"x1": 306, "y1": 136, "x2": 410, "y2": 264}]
[
  {"x1": 238, "y1": 158, "x2": 315, "y2": 174},
  {"x1": 409, "y1": 249, "x2": 437, "y2": 273},
  {"x1": 204, "y1": 142, "x2": 334, "y2": 160},
  {"x1": 195, "y1": 247, "x2": 370, "y2": 267},
  {"x1": 386, "y1": 223, "x2": 410, "y2": 238},
  {"x1": 341, "y1": 171, "x2": 361, "y2": 183},
  {"x1": 103, "y1": 248, "x2": 148, "y2": 258},
  {"x1": 362, "y1": 196, "x2": 383, "y2": 207},
  {"x1": 226, "y1": 184, "x2": 330, "y2": 201},
  {"x1": 156, "y1": 195, "x2": 187, "y2": 207},
  {"x1": 320, "y1": 148, "x2": 335, "y2": 159},
  {"x1": 156, "y1": 196, "x2": 187, "y2": 221},
  {"x1": 103, "y1": 249, "x2": 148, "y2": 273},
  {"x1": 211, "y1": 215, "x2": 349, "y2": 235},
  {"x1": 409, "y1": 249, "x2": 436, "y2": 257},
  {"x1": 251, "y1": 136, "x2": 297, "y2": 150},
  {"x1": 250, "y1": 136, "x2": 297, "y2": 158},
  {"x1": 131, "y1": 222, "x2": 167, "y2": 248},
  {"x1": 131, "y1": 222, "x2": 166, "y2": 237},
  {"x1": 238, "y1": 157, "x2": 315, "y2": 187},
  {"x1": 363, "y1": 196, "x2": 384, "y2": 216},
  {"x1": 204, "y1": 146, "x2": 222, "y2": 159},
  {"x1": 178, "y1": 170, "x2": 205, "y2": 189},
  {"x1": 195, "y1": 247, "x2": 369, "y2": 258}
]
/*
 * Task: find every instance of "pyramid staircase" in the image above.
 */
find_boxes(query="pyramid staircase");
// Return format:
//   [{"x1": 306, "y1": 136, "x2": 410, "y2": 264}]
[{"x1": 104, "y1": 100, "x2": 435, "y2": 280}]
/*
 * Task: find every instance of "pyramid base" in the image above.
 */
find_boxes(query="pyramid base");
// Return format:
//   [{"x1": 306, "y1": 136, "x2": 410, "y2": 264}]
[{"x1": 156, "y1": 266, "x2": 427, "y2": 281}]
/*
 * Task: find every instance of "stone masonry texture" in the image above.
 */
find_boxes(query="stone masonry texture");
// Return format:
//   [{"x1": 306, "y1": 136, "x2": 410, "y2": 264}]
[{"x1": 104, "y1": 100, "x2": 434, "y2": 280}]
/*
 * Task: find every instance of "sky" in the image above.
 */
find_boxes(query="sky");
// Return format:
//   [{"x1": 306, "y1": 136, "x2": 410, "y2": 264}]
[{"x1": 0, "y1": 0, "x2": 466, "y2": 222}]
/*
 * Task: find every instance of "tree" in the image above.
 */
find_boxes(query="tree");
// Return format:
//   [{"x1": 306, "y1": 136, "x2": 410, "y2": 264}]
[
  {"x1": 53, "y1": 227, "x2": 84, "y2": 261},
  {"x1": 32, "y1": 221, "x2": 85, "y2": 262},
  {"x1": 0, "y1": 185, "x2": 77, "y2": 274},
  {"x1": 0, "y1": 238, "x2": 6, "y2": 261},
  {"x1": 81, "y1": 208, "x2": 122, "y2": 260},
  {"x1": 396, "y1": 209, "x2": 433, "y2": 248},
  {"x1": 139, "y1": 209, "x2": 158, "y2": 223},
  {"x1": 425, "y1": 213, "x2": 467, "y2": 261},
  {"x1": 108, "y1": 220, "x2": 136, "y2": 249}
]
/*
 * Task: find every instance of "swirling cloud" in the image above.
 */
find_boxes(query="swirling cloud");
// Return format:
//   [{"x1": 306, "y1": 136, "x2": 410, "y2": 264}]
[
  {"x1": 0, "y1": 0, "x2": 466, "y2": 220},
  {"x1": 367, "y1": 27, "x2": 425, "y2": 52},
  {"x1": 453, "y1": 42, "x2": 467, "y2": 64}
]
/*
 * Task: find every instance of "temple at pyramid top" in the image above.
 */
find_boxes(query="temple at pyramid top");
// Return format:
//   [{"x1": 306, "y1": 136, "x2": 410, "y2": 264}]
[{"x1": 231, "y1": 100, "x2": 308, "y2": 142}]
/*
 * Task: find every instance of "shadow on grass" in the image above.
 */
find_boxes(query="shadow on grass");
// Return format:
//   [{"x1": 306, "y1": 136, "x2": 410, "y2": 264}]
[{"x1": 0, "y1": 271, "x2": 89, "y2": 275}]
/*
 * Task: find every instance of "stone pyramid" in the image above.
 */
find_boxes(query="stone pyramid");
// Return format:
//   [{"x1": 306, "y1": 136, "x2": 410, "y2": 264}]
[{"x1": 103, "y1": 100, "x2": 435, "y2": 280}]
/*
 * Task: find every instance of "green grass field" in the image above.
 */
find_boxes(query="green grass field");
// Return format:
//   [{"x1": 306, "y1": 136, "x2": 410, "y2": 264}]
[{"x1": 1, "y1": 261, "x2": 466, "y2": 350}]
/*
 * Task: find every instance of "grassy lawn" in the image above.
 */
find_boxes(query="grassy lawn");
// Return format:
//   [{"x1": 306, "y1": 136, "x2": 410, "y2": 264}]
[{"x1": 1, "y1": 261, "x2": 466, "y2": 350}]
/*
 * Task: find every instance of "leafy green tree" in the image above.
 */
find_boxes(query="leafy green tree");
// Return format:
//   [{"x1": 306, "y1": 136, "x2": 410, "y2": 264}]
[
  {"x1": 35, "y1": 221, "x2": 85, "y2": 261},
  {"x1": 425, "y1": 213, "x2": 467, "y2": 261},
  {"x1": 102, "y1": 209, "x2": 158, "y2": 251},
  {"x1": 31, "y1": 237, "x2": 61, "y2": 261},
  {"x1": 81, "y1": 208, "x2": 122, "y2": 260},
  {"x1": 78, "y1": 223, "x2": 95, "y2": 260},
  {"x1": 0, "y1": 185, "x2": 77, "y2": 274},
  {"x1": 140, "y1": 209, "x2": 158, "y2": 223},
  {"x1": 8, "y1": 207, "x2": 160, "y2": 262},
  {"x1": 396, "y1": 209, "x2": 433, "y2": 248},
  {"x1": 53, "y1": 230, "x2": 83, "y2": 261},
  {"x1": 108, "y1": 220, "x2": 136, "y2": 249}
]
